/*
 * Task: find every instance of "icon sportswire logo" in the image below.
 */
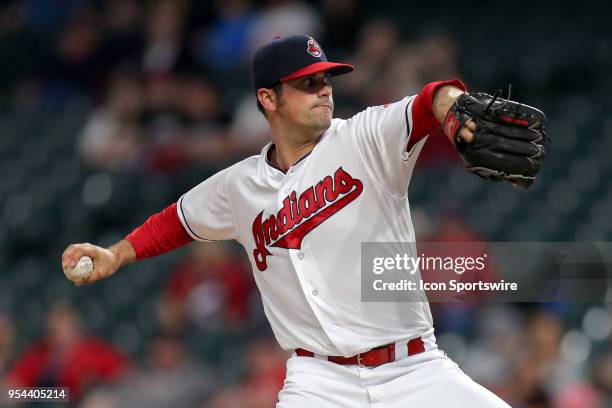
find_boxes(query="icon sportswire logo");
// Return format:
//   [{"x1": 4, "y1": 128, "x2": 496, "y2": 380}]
[{"x1": 252, "y1": 167, "x2": 363, "y2": 271}]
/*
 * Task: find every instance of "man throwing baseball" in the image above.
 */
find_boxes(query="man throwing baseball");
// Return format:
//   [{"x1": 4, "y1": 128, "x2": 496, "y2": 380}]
[{"x1": 62, "y1": 35, "x2": 546, "y2": 406}]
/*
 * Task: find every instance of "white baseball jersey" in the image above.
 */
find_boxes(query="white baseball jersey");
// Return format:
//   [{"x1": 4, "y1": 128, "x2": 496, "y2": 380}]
[{"x1": 178, "y1": 95, "x2": 434, "y2": 357}]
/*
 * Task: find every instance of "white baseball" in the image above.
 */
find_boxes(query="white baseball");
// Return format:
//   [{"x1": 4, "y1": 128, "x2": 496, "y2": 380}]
[{"x1": 63, "y1": 256, "x2": 94, "y2": 283}]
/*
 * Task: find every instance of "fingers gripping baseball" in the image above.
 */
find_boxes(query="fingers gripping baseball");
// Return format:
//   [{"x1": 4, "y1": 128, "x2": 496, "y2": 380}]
[{"x1": 61, "y1": 243, "x2": 119, "y2": 286}]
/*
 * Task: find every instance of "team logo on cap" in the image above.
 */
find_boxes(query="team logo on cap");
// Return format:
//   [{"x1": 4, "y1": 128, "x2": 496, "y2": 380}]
[{"x1": 306, "y1": 38, "x2": 322, "y2": 58}]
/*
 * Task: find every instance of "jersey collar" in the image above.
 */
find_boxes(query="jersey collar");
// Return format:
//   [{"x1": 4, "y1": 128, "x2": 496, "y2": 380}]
[
  {"x1": 265, "y1": 143, "x2": 314, "y2": 174},
  {"x1": 258, "y1": 120, "x2": 337, "y2": 179}
]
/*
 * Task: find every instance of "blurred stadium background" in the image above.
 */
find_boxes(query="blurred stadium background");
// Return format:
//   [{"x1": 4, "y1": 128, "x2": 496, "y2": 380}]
[{"x1": 0, "y1": 0, "x2": 611, "y2": 407}]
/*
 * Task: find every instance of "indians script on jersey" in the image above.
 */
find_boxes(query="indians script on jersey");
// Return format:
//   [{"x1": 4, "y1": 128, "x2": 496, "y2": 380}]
[{"x1": 252, "y1": 167, "x2": 363, "y2": 271}]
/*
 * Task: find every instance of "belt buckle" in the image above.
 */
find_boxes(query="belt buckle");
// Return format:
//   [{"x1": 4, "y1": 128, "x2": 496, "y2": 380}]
[{"x1": 356, "y1": 353, "x2": 366, "y2": 367}]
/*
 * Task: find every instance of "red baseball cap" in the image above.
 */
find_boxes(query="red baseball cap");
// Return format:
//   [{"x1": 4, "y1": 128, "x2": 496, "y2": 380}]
[{"x1": 252, "y1": 35, "x2": 354, "y2": 90}]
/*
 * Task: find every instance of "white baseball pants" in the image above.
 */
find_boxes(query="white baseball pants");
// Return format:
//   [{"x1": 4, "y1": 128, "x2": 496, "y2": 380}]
[{"x1": 276, "y1": 348, "x2": 510, "y2": 407}]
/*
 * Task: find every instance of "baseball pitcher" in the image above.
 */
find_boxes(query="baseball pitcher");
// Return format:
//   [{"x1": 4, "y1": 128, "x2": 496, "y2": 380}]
[{"x1": 62, "y1": 35, "x2": 547, "y2": 407}]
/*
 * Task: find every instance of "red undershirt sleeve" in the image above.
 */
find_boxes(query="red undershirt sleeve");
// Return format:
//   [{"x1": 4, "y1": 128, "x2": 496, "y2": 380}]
[
  {"x1": 124, "y1": 202, "x2": 193, "y2": 260},
  {"x1": 407, "y1": 79, "x2": 467, "y2": 151}
]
